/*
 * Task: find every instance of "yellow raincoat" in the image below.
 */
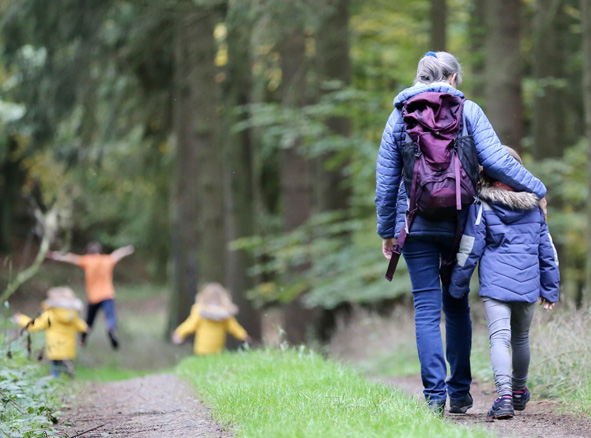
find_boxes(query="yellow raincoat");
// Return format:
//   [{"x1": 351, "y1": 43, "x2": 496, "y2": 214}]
[
  {"x1": 174, "y1": 303, "x2": 247, "y2": 355},
  {"x1": 17, "y1": 307, "x2": 88, "y2": 360}
]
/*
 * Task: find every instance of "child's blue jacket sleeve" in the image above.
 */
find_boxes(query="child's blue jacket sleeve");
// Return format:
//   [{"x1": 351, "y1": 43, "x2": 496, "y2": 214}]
[
  {"x1": 538, "y1": 217, "x2": 560, "y2": 303},
  {"x1": 449, "y1": 203, "x2": 486, "y2": 298}
]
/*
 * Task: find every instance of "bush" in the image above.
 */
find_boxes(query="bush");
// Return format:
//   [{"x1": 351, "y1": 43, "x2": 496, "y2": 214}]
[{"x1": 0, "y1": 317, "x2": 64, "y2": 438}]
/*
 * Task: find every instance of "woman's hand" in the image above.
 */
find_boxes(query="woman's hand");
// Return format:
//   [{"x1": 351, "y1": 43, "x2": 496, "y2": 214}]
[
  {"x1": 539, "y1": 297, "x2": 555, "y2": 310},
  {"x1": 382, "y1": 238, "x2": 397, "y2": 260},
  {"x1": 539, "y1": 197, "x2": 547, "y2": 222}
]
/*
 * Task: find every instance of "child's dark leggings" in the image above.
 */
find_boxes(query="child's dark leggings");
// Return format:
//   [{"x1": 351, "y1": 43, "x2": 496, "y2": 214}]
[{"x1": 483, "y1": 298, "x2": 536, "y2": 397}]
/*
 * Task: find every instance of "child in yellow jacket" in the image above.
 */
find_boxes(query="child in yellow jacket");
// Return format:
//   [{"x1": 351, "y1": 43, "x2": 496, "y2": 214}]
[
  {"x1": 14, "y1": 287, "x2": 88, "y2": 377},
  {"x1": 172, "y1": 283, "x2": 250, "y2": 355}
]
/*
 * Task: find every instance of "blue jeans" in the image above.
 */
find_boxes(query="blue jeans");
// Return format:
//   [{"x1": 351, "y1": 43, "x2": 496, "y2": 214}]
[
  {"x1": 86, "y1": 298, "x2": 117, "y2": 331},
  {"x1": 403, "y1": 236, "x2": 472, "y2": 403},
  {"x1": 51, "y1": 360, "x2": 73, "y2": 377}
]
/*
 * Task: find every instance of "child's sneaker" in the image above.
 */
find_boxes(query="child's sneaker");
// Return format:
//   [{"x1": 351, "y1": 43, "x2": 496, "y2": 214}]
[
  {"x1": 486, "y1": 395, "x2": 514, "y2": 421},
  {"x1": 512, "y1": 387, "x2": 530, "y2": 411}
]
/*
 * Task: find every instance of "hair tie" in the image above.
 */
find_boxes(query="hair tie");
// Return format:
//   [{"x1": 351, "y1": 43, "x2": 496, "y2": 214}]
[{"x1": 424, "y1": 51, "x2": 438, "y2": 58}]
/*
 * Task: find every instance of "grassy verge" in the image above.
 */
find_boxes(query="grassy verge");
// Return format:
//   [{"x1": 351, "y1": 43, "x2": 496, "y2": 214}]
[{"x1": 177, "y1": 348, "x2": 492, "y2": 438}]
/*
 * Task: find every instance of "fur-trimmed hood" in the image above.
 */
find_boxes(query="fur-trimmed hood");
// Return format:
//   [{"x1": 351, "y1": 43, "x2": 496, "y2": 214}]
[
  {"x1": 479, "y1": 180, "x2": 540, "y2": 225},
  {"x1": 197, "y1": 303, "x2": 236, "y2": 321},
  {"x1": 479, "y1": 182, "x2": 539, "y2": 210}
]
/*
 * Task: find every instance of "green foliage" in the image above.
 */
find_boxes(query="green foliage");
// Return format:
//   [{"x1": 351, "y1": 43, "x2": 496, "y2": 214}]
[
  {"x1": 177, "y1": 348, "x2": 492, "y2": 438},
  {"x1": 526, "y1": 141, "x2": 589, "y2": 301},
  {"x1": 0, "y1": 317, "x2": 63, "y2": 437},
  {"x1": 234, "y1": 212, "x2": 411, "y2": 309}
]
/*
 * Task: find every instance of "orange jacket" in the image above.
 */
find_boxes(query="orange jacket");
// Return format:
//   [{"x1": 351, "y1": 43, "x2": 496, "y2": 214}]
[{"x1": 77, "y1": 254, "x2": 116, "y2": 304}]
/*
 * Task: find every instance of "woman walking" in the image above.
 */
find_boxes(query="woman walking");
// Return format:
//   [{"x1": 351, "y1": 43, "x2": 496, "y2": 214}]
[{"x1": 375, "y1": 51, "x2": 547, "y2": 415}]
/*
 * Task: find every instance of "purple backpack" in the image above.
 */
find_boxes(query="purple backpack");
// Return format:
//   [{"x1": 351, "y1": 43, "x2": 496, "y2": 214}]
[{"x1": 385, "y1": 92, "x2": 479, "y2": 282}]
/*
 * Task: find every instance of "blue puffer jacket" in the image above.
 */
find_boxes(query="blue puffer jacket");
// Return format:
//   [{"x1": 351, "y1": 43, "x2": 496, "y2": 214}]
[
  {"x1": 449, "y1": 183, "x2": 560, "y2": 303},
  {"x1": 375, "y1": 82, "x2": 547, "y2": 239}
]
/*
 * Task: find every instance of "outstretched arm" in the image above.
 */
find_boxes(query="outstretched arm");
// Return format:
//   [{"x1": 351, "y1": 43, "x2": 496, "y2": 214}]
[
  {"x1": 46, "y1": 251, "x2": 80, "y2": 265},
  {"x1": 110, "y1": 245, "x2": 135, "y2": 263}
]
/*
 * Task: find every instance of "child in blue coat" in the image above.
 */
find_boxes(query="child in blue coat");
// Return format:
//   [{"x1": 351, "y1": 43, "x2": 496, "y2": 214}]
[{"x1": 449, "y1": 146, "x2": 560, "y2": 421}]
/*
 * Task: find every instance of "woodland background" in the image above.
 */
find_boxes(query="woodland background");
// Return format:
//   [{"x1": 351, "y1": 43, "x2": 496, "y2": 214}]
[{"x1": 1, "y1": 0, "x2": 591, "y2": 344}]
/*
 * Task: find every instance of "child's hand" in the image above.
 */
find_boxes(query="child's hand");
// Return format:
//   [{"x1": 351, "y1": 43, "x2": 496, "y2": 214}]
[
  {"x1": 539, "y1": 297, "x2": 555, "y2": 310},
  {"x1": 11, "y1": 312, "x2": 22, "y2": 324},
  {"x1": 244, "y1": 335, "x2": 253, "y2": 345},
  {"x1": 171, "y1": 333, "x2": 184, "y2": 344}
]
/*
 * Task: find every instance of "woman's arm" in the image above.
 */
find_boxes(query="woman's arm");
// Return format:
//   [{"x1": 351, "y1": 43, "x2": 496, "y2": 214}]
[
  {"x1": 376, "y1": 110, "x2": 405, "y2": 239},
  {"x1": 465, "y1": 101, "x2": 547, "y2": 199}
]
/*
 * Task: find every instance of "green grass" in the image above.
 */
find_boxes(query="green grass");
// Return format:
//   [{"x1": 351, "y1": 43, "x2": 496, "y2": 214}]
[
  {"x1": 75, "y1": 365, "x2": 153, "y2": 382},
  {"x1": 177, "y1": 348, "x2": 492, "y2": 438}
]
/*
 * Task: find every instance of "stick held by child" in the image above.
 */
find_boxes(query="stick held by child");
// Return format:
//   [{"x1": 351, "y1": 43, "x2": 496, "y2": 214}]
[{"x1": 14, "y1": 286, "x2": 88, "y2": 377}]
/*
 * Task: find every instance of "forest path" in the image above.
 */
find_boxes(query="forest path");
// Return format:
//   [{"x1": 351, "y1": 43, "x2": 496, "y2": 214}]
[
  {"x1": 58, "y1": 373, "x2": 231, "y2": 438},
  {"x1": 384, "y1": 375, "x2": 591, "y2": 438}
]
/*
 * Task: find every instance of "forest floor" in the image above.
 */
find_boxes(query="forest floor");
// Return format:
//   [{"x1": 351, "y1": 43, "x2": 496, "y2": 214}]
[
  {"x1": 57, "y1": 373, "x2": 232, "y2": 438},
  {"x1": 56, "y1": 369, "x2": 591, "y2": 438},
  {"x1": 384, "y1": 375, "x2": 591, "y2": 438},
  {"x1": 17, "y1": 283, "x2": 588, "y2": 438}
]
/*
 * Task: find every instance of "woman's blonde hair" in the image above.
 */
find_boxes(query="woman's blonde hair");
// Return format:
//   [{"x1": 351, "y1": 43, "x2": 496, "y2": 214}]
[{"x1": 195, "y1": 283, "x2": 238, "y2": 315}]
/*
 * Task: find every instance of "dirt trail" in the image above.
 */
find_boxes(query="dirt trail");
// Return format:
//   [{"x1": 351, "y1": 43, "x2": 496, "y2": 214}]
[
  {"x1": 384, "y1": 375, "x2": 591, "y2": 438},
  {"x1": 58, "y1": 374, "x2": 232, "y2": 438}
]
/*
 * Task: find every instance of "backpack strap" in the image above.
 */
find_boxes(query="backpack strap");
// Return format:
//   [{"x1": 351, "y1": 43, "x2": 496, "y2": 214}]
[{"x1": 385, "y1": 150, "x2": 421, "y2": 282}]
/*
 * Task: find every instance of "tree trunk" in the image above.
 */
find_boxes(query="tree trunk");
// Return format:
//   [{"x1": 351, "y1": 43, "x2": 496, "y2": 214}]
[
  {"x1": 484, "y1": 0, "x2": 523, "y2": 147},
  {"x1": 168, "y1": 6, "x2": 222, "y2": 333},
  {"x1": 314, "y1": 0, "x2": 352, "y2": 341},
  {"x1": 280, "y1": 21, "x2": 315, "y2": 345},
  {"x1": 0, "y1": 137, "x2": 21, "y2": 251},
  {"x1": 315, "y1": 0, "x2": 352, "y2": 214},
  {"x1": 532, "y1": 0, "x2": 568, "y2": 159},
  {"x1": 430, "y1": 0, "x2": 447, "y2": 51},
  {"x1": 222, "y1": 6, "x2": 262, "y2": 341},
  {"x1": 581, "y1": 0, "x2": 591, "y2": 306},
  {"x1": 468, "y1": 0, "x2": 486, "y2": 101}
]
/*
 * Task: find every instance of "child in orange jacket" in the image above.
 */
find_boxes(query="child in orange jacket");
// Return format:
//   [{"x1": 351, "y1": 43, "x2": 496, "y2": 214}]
[
  {"x1": 172, "y1": 283, "x2": 250, "y2": 355},
  {"x1": 14, "y1": 287, "x2": 88, "y2": 377}
]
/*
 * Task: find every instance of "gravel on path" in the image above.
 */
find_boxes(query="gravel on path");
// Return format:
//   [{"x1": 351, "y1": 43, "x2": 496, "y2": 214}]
[{"x1": 58, "y1": 373, "x2": 232, "y2": 438}]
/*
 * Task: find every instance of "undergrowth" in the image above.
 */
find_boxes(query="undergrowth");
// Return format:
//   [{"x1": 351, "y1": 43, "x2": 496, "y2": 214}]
[
  {"x1": 178, "y1": 348, "x2": 492, "y2": 438},
  {"x1": 0, "y1": 320, "x2": 64, "y2": 438}
]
